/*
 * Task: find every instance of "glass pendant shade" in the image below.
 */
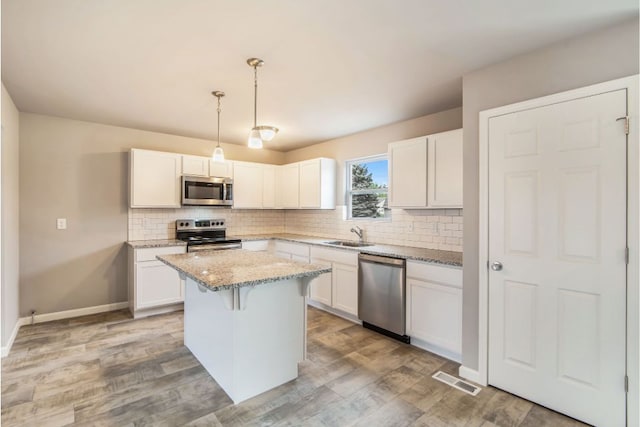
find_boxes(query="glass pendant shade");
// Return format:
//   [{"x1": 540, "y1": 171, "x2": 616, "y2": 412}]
[
  {"x1": 212, "y1": 145, "x2": 225, "y2": 162},
  {"x1": 257, "y1": 126, "x2": 278, "y2": 141},
  {"x1": 248, "y1": 128, "x2": 263, "y2": 149}
]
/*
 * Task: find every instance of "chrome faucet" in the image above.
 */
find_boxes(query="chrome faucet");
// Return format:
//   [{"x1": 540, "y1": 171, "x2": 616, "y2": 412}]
[{"x1": 350, "y1": 226, "x2": 364, "y2": 243}]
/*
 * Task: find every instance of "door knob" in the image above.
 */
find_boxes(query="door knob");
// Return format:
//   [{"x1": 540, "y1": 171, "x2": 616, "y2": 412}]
[{"x1": 490, "y1": 261, "x2": 503, "y2": 271}]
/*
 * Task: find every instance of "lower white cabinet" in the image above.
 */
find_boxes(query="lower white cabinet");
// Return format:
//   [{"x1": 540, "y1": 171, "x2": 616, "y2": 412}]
[
  {"x1": 309, "y1": 247, "x2": 358, "y2": 317},
  {"x1": 274, "y1": 241, "x2": 310, "y2": 263},
  {"x1": 406, "y1": 260, "x2": 462, "y2": 360},
  {"x1": 241, "y1": 240, "x2": 271, "y2": 252},
  {"x1": 128, "y1": 245, "x2": 186, "y2": 318}
]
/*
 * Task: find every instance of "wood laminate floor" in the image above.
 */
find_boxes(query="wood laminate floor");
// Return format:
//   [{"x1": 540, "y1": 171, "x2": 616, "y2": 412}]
[{"x1": 1, "y1": 308, "x2": 587, "y2": 426}]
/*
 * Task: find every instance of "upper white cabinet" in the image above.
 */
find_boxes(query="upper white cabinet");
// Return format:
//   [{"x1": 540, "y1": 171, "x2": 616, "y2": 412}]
[
  {"x1": 388, "y1": 129, "x2": 463, "y2": 209},
  {"x1": 262, "y1": 165, "x2": 277, "y2": 209},
  {"x1": 182, "y1": 155, "x2": 209, "y2": 177},
  {"x1": 233, "y1": 161, "x2": 264, "y2": 209},
  {"x1": 209, "y1": 159, "x2": 234, "y2": 178},
  {"x1": 277, "y1": 163, "x2": 300, "y2": 209},
  {"x1": 427, "y1": 129, "x2": 463, "y2": 207},
  {"x1": 130, "y1": 149, "x2": 181, "y2": 208},
  {"x1": 298, "y1": 158, "x2": 336, "y2": 209},
  {"x1": 388, "y1": 137, "x2": 428, "y2": 208}
]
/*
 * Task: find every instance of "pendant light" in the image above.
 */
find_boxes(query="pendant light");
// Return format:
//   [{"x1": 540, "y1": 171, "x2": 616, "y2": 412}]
[
  {"x1": 247, "y1": 58, "x2": 278, "y2": 149},
  {"x1": 211, "y1": 91, "x2": 225, "y2": 163}
]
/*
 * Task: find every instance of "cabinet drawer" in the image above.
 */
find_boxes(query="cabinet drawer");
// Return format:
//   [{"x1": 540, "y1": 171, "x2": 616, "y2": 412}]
[
  {"x1": 135, "y1": 246, "x2": 186, "y2": 262},
  {"x1": 407, "y1": 261, "x2": 462, "y2": 288},
  {"x1": 242, "y1": 240, "x2": 271, "y2": 252},
  {"x1": 310, "y1": 246, "x2": 358, "y2": 265},
  {"x1": 274, "y1": 241, "x2": 309, "y2": 257}
]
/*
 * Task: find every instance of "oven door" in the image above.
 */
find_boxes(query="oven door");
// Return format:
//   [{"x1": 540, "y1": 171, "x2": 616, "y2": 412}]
[
  {"x1": 187, "y1": 243, "x2": 242, "y2": 253},
  {"x1": 182, "y1": 176, "x2": 233, "y2": 206}
]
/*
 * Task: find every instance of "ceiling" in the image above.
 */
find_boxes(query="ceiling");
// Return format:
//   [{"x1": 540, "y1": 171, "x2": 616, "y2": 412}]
[{"x1": 2, "y1": 1, "x2": 637, "y2": 151}]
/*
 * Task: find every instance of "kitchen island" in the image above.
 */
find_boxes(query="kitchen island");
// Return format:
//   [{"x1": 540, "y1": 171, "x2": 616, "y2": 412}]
[{"x1": 157, "y1": 249, "x2": 331, "y2": 404}]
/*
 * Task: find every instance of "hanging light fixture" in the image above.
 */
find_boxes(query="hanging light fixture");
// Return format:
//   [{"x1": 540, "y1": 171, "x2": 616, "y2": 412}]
[
  {"x1": 211, "y1": 90, "x2": 225, "y2": 163},
  {"x1": 247, "y1": 57, "x2": 278, "y2": 149}
]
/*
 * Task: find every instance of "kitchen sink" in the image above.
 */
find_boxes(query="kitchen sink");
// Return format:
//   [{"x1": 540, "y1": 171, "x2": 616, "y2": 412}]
[{"x1": 324, "y1": 240, "x2": 374, "y2": 248}]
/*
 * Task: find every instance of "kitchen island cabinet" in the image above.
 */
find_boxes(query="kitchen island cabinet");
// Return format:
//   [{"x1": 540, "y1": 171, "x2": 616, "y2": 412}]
[{"x1": 157, "y1": 249, "x2": 330, "y2": 404}]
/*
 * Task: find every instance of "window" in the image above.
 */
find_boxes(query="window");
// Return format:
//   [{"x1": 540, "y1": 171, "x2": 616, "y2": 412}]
[{"x1": 346, "y1": 154, "x2": 389, "y2": 219}]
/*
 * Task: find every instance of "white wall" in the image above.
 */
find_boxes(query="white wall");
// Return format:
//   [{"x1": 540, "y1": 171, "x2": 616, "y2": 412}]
[
  {"x1": 461, "y1": 17, "x2": 639, "y2": 371},
  {"x1": 2, "y1": 84, "x2": 21, "y2": 348}
]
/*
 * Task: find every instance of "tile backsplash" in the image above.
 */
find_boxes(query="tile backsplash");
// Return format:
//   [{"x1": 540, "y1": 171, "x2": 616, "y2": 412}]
[{"x1": 128, "y1": 207, "x2": 462, "y2": 252}]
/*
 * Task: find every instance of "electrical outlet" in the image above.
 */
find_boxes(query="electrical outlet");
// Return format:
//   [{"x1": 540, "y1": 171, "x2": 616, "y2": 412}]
[
  {"x1": 407, "y1": 222, "x2": 414, "y2": 232},
  {"x1": 56, "y1": 218, "x2": 67, "y2": 230}
]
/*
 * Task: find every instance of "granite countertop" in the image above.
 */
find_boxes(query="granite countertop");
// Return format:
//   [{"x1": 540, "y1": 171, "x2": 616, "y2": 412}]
[
  {"x1": 157, "y1": 249, "x2": 332, "y2": 292},
  {"x1": 126, "y1": 239, "x2": 187, "y2": 249},
  {"x1": 229, "y1": 233, "x2": 463, "y2": 267}
]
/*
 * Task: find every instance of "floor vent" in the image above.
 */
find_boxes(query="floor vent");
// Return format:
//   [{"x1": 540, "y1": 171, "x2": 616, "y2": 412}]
[{"x1": 432, "y1": 371, "x2": 481, "y2": 396}]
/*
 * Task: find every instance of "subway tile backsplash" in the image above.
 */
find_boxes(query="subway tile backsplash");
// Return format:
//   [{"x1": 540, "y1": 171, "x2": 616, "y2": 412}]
[{"x1": 128, "y1": 207, "x2": 463, "y2": 252}]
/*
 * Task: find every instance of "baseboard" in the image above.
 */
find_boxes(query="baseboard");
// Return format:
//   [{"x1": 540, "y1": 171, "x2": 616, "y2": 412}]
[
  {"x1": 1, "y1": 317, "x2": 27, "y2": 358},
  {"x1": 410, "y1": 336, "x2": 461, "y2": 363},
  {"x1": 306, "y1": 300, "x2": 361, "y2": 324},
  {"x1": 459, "y1": 365, "x2": 484, "y2": 385},
  {"x1": 1, "y1": 301, "x2": 129, "y2": 358}
]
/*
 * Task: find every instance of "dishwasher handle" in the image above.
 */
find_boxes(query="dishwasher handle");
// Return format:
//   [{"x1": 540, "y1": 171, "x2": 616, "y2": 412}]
[{"x1": 358, "y1": 253, "x2": 405, "y2": 267}]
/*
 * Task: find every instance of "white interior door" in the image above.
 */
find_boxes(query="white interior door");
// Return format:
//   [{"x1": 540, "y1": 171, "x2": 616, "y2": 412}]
[{"x1": 488, "y1": 89, "x2": 627, "y2": 427}]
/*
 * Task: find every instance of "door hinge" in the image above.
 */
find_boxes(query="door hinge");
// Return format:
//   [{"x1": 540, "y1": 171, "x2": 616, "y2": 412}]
[
  {"x1": 617, "y1": 116, "x2": 630, "y2": 135},
  {"x1": 625, "y1": 375, "x2": 629, "y2": 393},
  {"x1": 625, "y1": 247, "x2": 629, "y2": 265}
]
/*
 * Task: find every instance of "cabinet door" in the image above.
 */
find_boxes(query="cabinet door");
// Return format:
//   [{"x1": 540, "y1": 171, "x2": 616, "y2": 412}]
[
  {"x1": 277, "y1": 164, "x2": 300, "y2": 208},
  {"x1": 242, "y1": 240, "x2": 270, "y2": 252},
  {"x1": 299, "y1": 159, "x2": 320, "y2": 208},
  {"x1": 130, "y1": 149, "x2": 181, "y2": 208},
  {"x1": 309, "y1": 259, "x2": 332, "y2": 306},
  {"x1": 262, "y1": 165, "x2": 277, "y2": 208},
  {"x1": 233, "y1": 162, "x2": 264, "y2": 209},
  {"x1": 182, "y1": 155, "x2": 209, "y2": 177},
  {"x1": 388, "y1": 137, "x2": 427, "y2": 208},
  {"x1": 332, "y1": 262, "x2": 358, "y2": 315},
  {"x1": 136, "y1": 261, "x2": 183, "y2": 308},
  {"x1": 406, "y1": 278, "x2": 461, "y2": 354},
  {"x1": 427, "y1": 129, "x2": 463, "y2": 207},
  {"x1": 209, "y1": 160, "x2": 234, "y2": 178}
]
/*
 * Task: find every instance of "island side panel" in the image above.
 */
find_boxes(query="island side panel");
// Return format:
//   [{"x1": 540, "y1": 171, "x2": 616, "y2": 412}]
[
  {"x1": 232, "y1": 278, "x2": 305, "y2": 403},
  {"x1": 183, "y1": 277, "x2": 306, "y2": 404},
  {"x1": 184, "y1": 278, "x2": 236, "y2": 397}
]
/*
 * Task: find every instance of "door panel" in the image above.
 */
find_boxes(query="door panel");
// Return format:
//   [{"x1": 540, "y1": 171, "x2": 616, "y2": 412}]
[{"x1": 488, "y1": 89, "x2": 627, "y2": 427}]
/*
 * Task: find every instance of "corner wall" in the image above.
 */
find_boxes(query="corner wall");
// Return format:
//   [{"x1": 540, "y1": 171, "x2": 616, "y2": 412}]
[
  {"x1": 19, "y1": 114, "x2": 285, "y2": 317},
  {"x1": 2, "y1": 84, "x2": 21, "y2": 349},
  {"x1": 461, "y1": 17, "x2": 639, "y2": 370}
]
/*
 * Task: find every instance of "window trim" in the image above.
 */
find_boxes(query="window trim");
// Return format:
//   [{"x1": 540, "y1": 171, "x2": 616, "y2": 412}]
[{"x1": 345, "y1": 153, "x2": 389, "y2": 220}]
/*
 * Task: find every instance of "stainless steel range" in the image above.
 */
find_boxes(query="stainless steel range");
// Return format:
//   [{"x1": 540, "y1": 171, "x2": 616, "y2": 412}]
[{"x1": 176, "y1": 219, "x2": 241, "y2": 252}]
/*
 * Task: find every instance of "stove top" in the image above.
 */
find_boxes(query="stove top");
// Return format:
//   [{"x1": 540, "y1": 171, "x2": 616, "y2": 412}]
[{"x1": 175, "y1": 219, "x2": 240, "y2": 246}]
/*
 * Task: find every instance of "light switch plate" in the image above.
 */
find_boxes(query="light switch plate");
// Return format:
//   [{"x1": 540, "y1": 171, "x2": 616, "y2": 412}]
[{"x1": 56, "y1": 218, "x2": 67, "y2": 230}]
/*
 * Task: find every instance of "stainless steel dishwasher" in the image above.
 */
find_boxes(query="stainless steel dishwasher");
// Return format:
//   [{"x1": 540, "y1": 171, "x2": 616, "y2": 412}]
[{"x1": 358, "y1": 253, "x2": 410, "y2": 343}]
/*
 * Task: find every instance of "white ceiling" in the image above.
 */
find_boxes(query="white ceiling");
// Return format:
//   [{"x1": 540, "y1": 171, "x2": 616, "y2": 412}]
[{"x1": 2, "y1": 0, "x2": 637, "y2": 151}]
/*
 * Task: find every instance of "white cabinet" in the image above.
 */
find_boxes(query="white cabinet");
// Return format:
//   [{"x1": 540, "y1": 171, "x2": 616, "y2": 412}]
[
  {"x1": 427, "y1": 129, "x2": 463, "y2": 207},
  {"x1": 277, "y1": 164, "x2": 300, "y2": 208},
  {"x1": 274, "y1": 241, "x2": 309, "y2": 263},
  {"x1": 388, "y1": 129, "x2": 463, "y2": 209},
  {"x1": 241, "y1": 240, "x2": 272, "y2": 252},
  {"x1": 130, "y1": 149, "x2": 181, "y2": 208},
  {"x1": 233, "y1": 161, "x2": 264, "y2": 209},
  {"x1": 182, "y1": 155, "x2": 209, "y2": 177},
  {"x1": 209, "y1": 159, "x2": 234, "y2": 178},
  {"x1": 298, "y1": 158, "x2": 336, "y2": 209},
  {"x1": 309, "y1": 247, "x2": 359, "y2": 317},
  {"x1": 406, "y1": 260, "x2": 462, "y2": 361},
  {"x1": 128, "y1": 245, "x2": 186, "y2": 318},
  {"x1": 262, "y1": 165, "x2": 277, "y2": 209},
  {"x1": 389, "y1": 137, "x2": 427, "y2": 208}
]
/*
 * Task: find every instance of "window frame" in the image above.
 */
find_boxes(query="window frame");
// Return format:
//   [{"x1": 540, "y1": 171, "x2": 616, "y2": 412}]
[{"x1": 345, "y1": 153, "x2": 389, "y2": 220}]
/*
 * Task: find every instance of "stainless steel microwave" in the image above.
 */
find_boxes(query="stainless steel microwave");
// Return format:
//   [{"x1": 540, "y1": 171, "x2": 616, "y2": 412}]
[{"x1": 182, "y1": 176, "x2": 233, "y2": 206}]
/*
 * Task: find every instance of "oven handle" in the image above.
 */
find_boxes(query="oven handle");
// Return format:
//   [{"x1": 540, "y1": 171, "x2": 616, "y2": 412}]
[{"x1": 188, "y1": 243, "x2": 242, "y2": 252}]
